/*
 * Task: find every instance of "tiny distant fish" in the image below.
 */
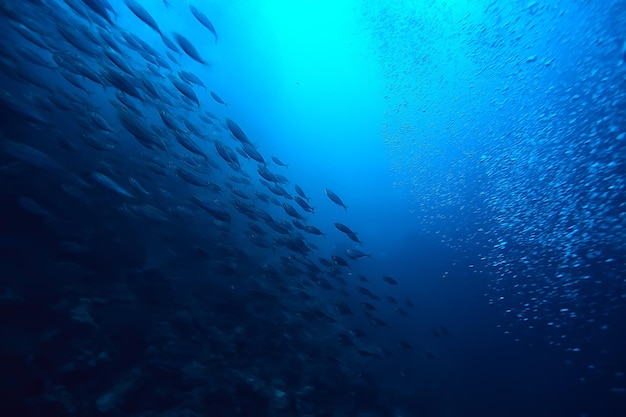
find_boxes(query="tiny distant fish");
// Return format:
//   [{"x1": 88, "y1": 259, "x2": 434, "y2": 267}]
[
  {"x1": 336, "y1": 333, "x2": 354, "y2": 346},
  {"x1": 318, "y1": 258, "x2": 333, "y2": 267},
  {"x1": 292, "y1": 220, "x2": 306, "y2": 230},
  {"x1": 170, "y1": 76, "x2": 200, "y2": 107},
  {"x1": 226, "y1": 118, "x2": 253, "y2": 146},
  {"x1": 178, "y1": 70, "x2": 205, "y2": 87},
  {"x1": 335, "y1": 222, "x2": 355, "y2": 234},
  {"x1": 395, "y1": 307, "x2": 410, "y2": 317},
  {"x1": 282, "y1": 202, "x2": 306, "y2": 221},
  {"x1": 331, "y1": 255, "x2": 349, "y2": 267},
  {"x1": 242, "y1": 142, "x2": 265, "y2": 165},
  {"x1": 174, "y1": 32, "x2": 208, "y2": 65},
  {"x1": 2, "y1": 140, "x2": 64, "y2": 172},
  {"x1": 305, "y1": 225, "x2": 324, "y2": 236},
  {"x1": 210, "y1": 91, "x2": 227, "y2": 105},
  {"x1": 126, "y1": 203, "x2": 172, "y2": 223},
  {"x1": 423, "y1": 351, "x2": 437, "y2": 360},
  {"x1": 294, "y1": 185, "x2": 309, "y2": 201},
  {"x1": 361, "y1": 302, "x2": 376, "y2": 311},
  {"x1": 383, "y1": 275, "x2": 398, "y2": 285},
  {"x1": 294, "y1": 196, "x2": 314, "y2": 214},
  {"x1": 18, "y1": 197, "x2": 54, "y2": 218},
  {"x1": 81, "y1": 0, "x2": 114, "y2": 24},
  {"x1": 174, "y1": 132, "x2": 207, "y2": 162},
  {"x1": 325, "y1": 188, "x2": 347, "y2": 210},
  {"x1": 128, "y1": 177, "x2": 150, "y2": 195},
  {"x1": 335, "y1": 223, "x2": 361, "y2": 244},
  {"x1": 191, "y1": 195, "x2": 231, "y2": 224},
  {"x1": 271, "y1": 156, "x2": 289, "y2": 168},
  {"x1": 190, "y1": 5, "x2": 218, "y2": 43},
  {"x1": 125, "y1": 0, "x2": 162, "y2": 35},
  {"x1": 369, "y1": 317, "x2": 388, "y2": 327},
  {"x1": 345, "y1": 249, "x2": 370, "y2": 260},
  {"x1": 162, "y1": 35, "x2": 179, "y2": 54},
  {"x1": 92, "y1": 172, "x2": 134, "y2": 198}
]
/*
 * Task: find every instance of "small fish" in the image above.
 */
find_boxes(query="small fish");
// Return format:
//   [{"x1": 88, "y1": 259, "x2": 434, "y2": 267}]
[
  {"x1": 2, "y1": 140, "x2": 64, "y2": 172},
  {"x1": 81, "y1": 0, "x2": 114, "y2": 25},
  {"x1": 345, "y1": 249, "x2": 370, "y2": 260},
  {"x1": 395, "y1": 307, "x2": 410, "y2": 317},
  {"x1": 210, "y1": 91, "x2": 227, "y2": 105},
  {"x1": 127, "y1": 204, "x2": 172, "y2": 223},
  {"x1": 361, "y1": 302, "x2": 376, "y2": 311},
  {"x1": 190, "y1": 5, "x2": 218, "y2": 42},
  {"x1": 335, "y1": 223, "x2": 361, "y2": 244},
  {"x1": 383, "y1": 275, "x2": 398, "y2": 285},
  {"x1": 128, "y1": 177, "x2": 150, "y2": 195},
  {"x1": 226, "y1": 118, "x2": 252, "y2": 145},
  {"x1": 242, "y1": 142, "x2": 265, "y2": 165},
  {"x1": 282, "y1": 202, "x2": 306, "y2": 221},
  {"x1": 271, "y1": 156, "x2": 289, "y2": 168},
  {"x1": 125, "y1": 0, "x2": 162, "y2": 35},
  {"x1": 18, "y1": 197, "x2": 54, "y2": 218},
  {"x1": 92, "y1": 172, "x2": 134, "y2": 198},
  {"x1": 294, "y1": 185, "x2": 309, "y2": 200},
  {"x1": 174, "y1": 32, "x2": 208, "y2": 65},
  {"x1": 170, "y1": 76, "x2": 200, "y2": 107},
  {"x1": 305, "y1": 225, "x2": 325, "y2": 236},
  {"x1": 331, "y1": 255, "x2": 349, "y2": 267},
  {"x1": 178, "y1": 70, "x2": 205, "y2": 87},
  {"x1": 335, "y1": 222, "x2": 355, "y2": 234},
  {"x1": 191, "y1": 195, "x2": 231, "y2": 224},
  {"x1": 325, "y1": 188, "x2": 347, "y2": 210}
]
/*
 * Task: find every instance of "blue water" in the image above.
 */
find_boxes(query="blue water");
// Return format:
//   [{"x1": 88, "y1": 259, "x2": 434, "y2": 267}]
[{"x1": 1, "y1": 0, "x2": 625, "y2": 416}]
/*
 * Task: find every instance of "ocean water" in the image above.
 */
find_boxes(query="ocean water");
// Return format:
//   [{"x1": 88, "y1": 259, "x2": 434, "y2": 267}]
[{"x1": 0, "y1": 0, "x2": 625, "y2": 416}]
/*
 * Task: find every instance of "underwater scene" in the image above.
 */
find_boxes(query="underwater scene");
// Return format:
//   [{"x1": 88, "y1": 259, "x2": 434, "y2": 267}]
[{"x1": 1, "y1": 0, "x2": 625, "y2": 416}]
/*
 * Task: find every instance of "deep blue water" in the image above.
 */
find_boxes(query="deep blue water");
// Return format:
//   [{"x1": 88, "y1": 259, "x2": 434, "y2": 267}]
[{"x1": 1, "y1": 0, "x2": 625, "y2": 416}]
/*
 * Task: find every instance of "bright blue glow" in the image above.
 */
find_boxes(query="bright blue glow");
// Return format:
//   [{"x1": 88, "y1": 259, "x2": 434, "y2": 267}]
[{"x1": 218, "y1": 0, "x2": 385, "y2": 160}]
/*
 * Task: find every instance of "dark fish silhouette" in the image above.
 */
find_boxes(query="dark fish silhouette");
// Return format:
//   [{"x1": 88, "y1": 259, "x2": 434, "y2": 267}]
[
  {"x1": 383, "y1": 275, "x2": 398, "y2": 285},
  {"x1": 210, "y1": 91, "x2": 227, "y2": 105},
  {"x1": 325, "y1": 188, "x2": 347, "y2": 210},
  {"x1": 174, "y1": 32, "x2": 208, "y2": 65},
  {"x1": 226, "y1": 118, "x2": 253, "y2": 146},
  {"x1": 271, "y1": 156, "x2": 289, "y2": 168},
  {"x1": 81, "y1": 0, "x2": 114, "y2": 25},
  {"x1": 124, "y1": 0, "x2": 161, "y2": 35},
  {"x1": 190, "y1": 5, "x2": 218, "y2": 42}
]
